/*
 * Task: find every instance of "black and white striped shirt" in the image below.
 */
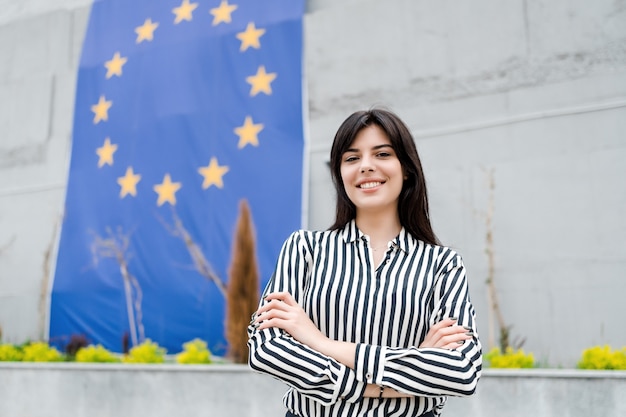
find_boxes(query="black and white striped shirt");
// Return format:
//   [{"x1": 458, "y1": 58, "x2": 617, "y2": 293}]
[{"x1": 248, "y1": 220, "x2": 482, "y2": 416}]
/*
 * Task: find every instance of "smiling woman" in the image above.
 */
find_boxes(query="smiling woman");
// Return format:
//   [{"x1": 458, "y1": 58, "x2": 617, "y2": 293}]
[{"x1": 248, "y1": 108, "x2": 482, "y2": 417}]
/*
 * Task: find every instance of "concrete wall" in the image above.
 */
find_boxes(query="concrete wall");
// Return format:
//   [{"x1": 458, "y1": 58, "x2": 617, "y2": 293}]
[
  {"x1": 1, "y1": 364, "x2": 625, "y2": 417},
  {"x1": 1, "y1": 0, "x2": 625, "y2": 366}
]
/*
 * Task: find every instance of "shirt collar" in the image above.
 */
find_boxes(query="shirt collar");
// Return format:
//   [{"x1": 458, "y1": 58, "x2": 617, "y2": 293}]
[
  {"x1": 341, "y1": 219, "x2": 414, "y2": 254},
  {"x1": 341, "y1": 219, "x2": 363, "y2": 244}
]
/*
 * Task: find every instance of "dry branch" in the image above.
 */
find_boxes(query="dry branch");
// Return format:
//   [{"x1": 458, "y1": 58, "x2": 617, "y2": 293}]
[
  {"x1": 159, "y1": 209, "x2": 227, "y2": 296},
  {"x1": 91, "y1": 227, "x2": 145, "y2": 346}
]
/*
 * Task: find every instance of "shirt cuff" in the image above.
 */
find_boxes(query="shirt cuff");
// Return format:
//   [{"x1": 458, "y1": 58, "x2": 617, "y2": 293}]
[
  {"x1": 355, "y1": 343, "x2": 387, "y2": 385},
  {"x1": 335, "y1": 364, "x2": 367, "y2": 403}
]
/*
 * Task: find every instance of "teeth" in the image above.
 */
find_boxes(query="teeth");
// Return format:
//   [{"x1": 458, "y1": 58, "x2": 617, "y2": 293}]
[{"x1": 359, "y1": 182, "x2": 382, "y2": 189}]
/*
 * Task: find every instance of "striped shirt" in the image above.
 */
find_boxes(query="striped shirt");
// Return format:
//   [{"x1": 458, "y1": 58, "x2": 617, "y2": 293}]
[{"x1": 248, "y1": 220, "x2": 482, "y2": 417}]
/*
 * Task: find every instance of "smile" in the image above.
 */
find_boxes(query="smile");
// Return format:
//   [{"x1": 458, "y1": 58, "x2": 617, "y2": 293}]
[{"x1": 358, "y1": 181, "x2": 384, "y2": 189}]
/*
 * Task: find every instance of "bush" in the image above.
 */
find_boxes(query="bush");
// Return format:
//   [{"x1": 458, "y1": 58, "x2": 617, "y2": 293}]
[
  {"x1": 65, "y1": 334, "x2": 89, "y2": 358},
  {"x1": 21, "y1": 342, "x2": 63, "y2": 362},
  {"x1": 577, "y1": 345, "x2": 626, "y2": 370},
  {"x1": 485, "y1": 346, "x2": 535, "y2": 368},
  {"x1": 176, "y1": 338, "x2": 212, "y2": 364},
  {"x1": 0, "y1": 344, "x2": 23, "y2": 361},
  {"x1": 123, "y1": 339, "x2": 166, "y2": 363},
  {"x1": 75, "y1": 345, "x2": 120, "y2": 363}
]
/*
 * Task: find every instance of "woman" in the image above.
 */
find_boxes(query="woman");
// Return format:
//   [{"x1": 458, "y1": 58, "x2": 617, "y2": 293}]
[{"x1": 248, "y1": 108, "x2": 482, "y2": 417}]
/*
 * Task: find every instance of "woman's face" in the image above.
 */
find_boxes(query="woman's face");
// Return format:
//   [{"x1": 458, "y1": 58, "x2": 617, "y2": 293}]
[{"x1": 340, "y1": 125, "x2": 404, "y2": 216}]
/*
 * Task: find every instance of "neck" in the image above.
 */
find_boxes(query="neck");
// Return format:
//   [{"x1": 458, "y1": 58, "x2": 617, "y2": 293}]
[{"x1": 355, "y1": 210, "x2": 402, "y2": 244}]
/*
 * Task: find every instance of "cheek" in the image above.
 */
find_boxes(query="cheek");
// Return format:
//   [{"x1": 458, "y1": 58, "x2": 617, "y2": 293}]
[{"x1": 339, "y1": 166, "x2": 351, "y2": 184}]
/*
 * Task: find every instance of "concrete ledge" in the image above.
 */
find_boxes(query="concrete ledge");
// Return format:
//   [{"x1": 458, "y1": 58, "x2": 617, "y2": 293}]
[{"x1": 2, "y1": 364, "x2": 625, "y2": 417}]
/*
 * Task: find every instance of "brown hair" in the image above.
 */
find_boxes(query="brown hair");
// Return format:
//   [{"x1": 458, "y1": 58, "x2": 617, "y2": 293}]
[{"x1": 328, "y1": 108, "x2": 440, "y2": 246}]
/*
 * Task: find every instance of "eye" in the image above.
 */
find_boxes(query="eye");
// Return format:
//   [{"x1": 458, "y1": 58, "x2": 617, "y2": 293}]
[
  {"x1": 343, "y1": 155, "x2": 359, "y2": 163},
  {"x1": 376, "y1": 151, "x2": 392, "y2": 158}
]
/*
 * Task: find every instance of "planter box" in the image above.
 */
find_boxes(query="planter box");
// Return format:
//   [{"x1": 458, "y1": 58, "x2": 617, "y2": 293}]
[
  {"x1": 446, "y1": 369, "x2": 626, "y2": 417},
  {"x1": 2, "y1": 364, "x2": 625, "y2": 417}
]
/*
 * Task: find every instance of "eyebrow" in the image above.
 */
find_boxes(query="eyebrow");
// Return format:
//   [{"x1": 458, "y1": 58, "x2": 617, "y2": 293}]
[{"x1": 345, "y1": 144, "x2": 393, "y2": 153}]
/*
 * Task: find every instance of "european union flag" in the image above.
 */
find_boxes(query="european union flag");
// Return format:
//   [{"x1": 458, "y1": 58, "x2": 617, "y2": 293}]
[{"x1": 50, "y1": 0, "x2": 305, "y2": 356}]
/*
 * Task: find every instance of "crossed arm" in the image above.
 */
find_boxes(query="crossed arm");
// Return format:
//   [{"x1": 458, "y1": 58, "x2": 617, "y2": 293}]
[{"x1": 252, "y1": 291, "x2": 475, "y2": 398}]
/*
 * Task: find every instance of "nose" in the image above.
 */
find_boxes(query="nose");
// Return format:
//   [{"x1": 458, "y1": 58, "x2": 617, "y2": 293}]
[{"x1": 360, "y1": 156, "x2": 375, "y2": 173}]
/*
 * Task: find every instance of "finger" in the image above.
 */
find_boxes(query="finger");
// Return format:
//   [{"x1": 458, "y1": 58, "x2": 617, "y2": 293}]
[
  {"x1": 429, "y1": 318, "x2": 458, "y2": 332},
  {"x1": 256, "y1": 299, "x2": 291, "y2": 316},
  {"x1": 441, "y1": 331, "x2": 475, "y2": 347},
  {"x1": 432, "y1": 325, "x2": 464, "y2": 337},
  {"x1": 256, "y1": 313, "x2": 291, "y2": 330},
  {"x1": 265, "y1": 291, "x2": 298, "y2": 306},
  {"x1": 443, "y1": 341, "x2": 466, "y2": 350},
  {"x1": 438, "y1": 332, "x2": 472, "y2": 346},
  {"x1": 426, "y1": 327, "x2": 474, "y2": 348}
]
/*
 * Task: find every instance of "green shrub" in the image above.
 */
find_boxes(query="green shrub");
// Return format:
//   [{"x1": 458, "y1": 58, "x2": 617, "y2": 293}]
[
  {"x1": 577, "y1": 345, "x2": 626, "y2": 370},
  {"x1": 21, "y1": 342, "x2": 63, "y2": 362},
  {"x1": 176, "y1": 338, "x2": 212, "y2": 364},
  {"x1": 485, "y1": 346, "x2": 535, "y2": 368},
  {"x1": 123, "y1": 339, "x2": 166, "y2": 363},
  {"x1": 75, "y1": 345, "x2": 120, "y2": 363},
  {"x1": 0, "y1": 344, "x2": 23, "y2": 361}
]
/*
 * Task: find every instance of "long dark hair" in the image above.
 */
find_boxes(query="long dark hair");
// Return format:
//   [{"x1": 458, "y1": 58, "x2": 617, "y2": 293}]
[{"x1": 328, "y1": 108, "x2": 441, "y2": 246}]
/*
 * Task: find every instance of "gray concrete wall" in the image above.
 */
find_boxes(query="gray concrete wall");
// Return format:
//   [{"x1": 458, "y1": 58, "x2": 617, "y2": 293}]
[
  {"x1": 1, "y1": 364, "x2": 625, "y2": 417},
  {"x1": 1, "y1": 0, "x2": 625, "y2": 367}
]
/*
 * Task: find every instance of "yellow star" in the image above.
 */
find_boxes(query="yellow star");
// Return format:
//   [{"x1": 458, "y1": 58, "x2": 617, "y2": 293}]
[
  {"x1": 210, "y1": 0, "x2": 238, "y2": 25},
  {"x1": 173, "y1": 0, "x2": 198, "y2": 24},
  {"x1": 104, "y1": 52, "x2": 127, "y2": 79},
  {"x1": 198, "y1": 157, "x2": 229, "y2": 189},
  {"x1": 91, "y1": 95, "x2": 112, "y2": 124},
  {"x1": 135, "y1": 18, "x2": 159, "y2": 43},
  {"x1": 117, "y1": 167, "x2": 141, "y2": 198},
  {"x1": 153, "y1": 174, "x2": 182, "y2": 206},
  {"x1": 96, "y1": 137, "x2": 118, "y2": 167},
  {"x1": 234, "y1": 116, "x2": 264, "y2": 148},
  {"x1": 246, "y1": 65, "x2": 277, "y2": 96},
  {"x1": 236, "y1": 22, "x2": 265, "y2": 51}
]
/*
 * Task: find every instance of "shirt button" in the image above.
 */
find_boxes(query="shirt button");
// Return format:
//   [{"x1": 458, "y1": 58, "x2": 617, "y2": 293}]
[
  {"x1": 385, "y1": 260, "x2": 390, "y2": 264},
  {"x1": 366, "y1": 372, "x2": 372, "y2": 380}
]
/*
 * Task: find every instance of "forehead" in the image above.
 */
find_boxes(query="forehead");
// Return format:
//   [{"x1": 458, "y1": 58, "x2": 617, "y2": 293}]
[{"x1": 347, "y1": 125, "x2": 391, "y2": 149}]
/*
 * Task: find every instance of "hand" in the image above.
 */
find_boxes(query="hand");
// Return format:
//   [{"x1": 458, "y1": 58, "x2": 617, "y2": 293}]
[
  {"x1": 253, "y1": 292, "x2": 327, "y2": 349},
  {"x1": 419, "y1": 318, "x2": 474, "y2": 350}
]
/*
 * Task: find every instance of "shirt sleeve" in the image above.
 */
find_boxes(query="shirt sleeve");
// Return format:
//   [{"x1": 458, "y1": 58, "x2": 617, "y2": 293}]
[
  {"x1": 247, "y1": 230, "x2": 367, "y2": 405},
  {"x1": 353, "y1": 249, "x2": 482, "y2": 397}
]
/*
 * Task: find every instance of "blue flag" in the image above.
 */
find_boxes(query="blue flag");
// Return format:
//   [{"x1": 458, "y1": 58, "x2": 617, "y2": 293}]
[{"x1": 50, "y1": 0, "x2": 305, "y2": 356}]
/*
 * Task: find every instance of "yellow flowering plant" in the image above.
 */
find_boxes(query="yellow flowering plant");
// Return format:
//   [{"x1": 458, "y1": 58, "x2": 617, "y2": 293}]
[
  {"x1": 0, "y1": 344, "x2": 24, "y2": 361},
  {"x1": 21, "y1": 342, "x2": 64, "y2": 362},
  {"x1": 485, "y1": 346, "x2": 535, "y2": 368},
  {"x1": 123, "y1": 339, "x2": 166, "y2": 363},
  {"x1": 75, "y1": 345, "x2": 120, "y2": 363},
  {"x1": 176, "y1": 338, "x2": 212, "y2": 364},
  {"x1": 577, "y1": 345, "x2": 626, "y2": 370}
]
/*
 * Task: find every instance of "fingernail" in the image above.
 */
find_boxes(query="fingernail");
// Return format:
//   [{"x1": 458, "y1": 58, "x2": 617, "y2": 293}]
[
  {"x1": 449, "y1": 317, "x2": 458, "y2": 321},
  {"x1": 457, "y1": 341, "x2": 464, "y2": 345},
  {"x1": 465, "y1": 332, "x2": 474, "y2": 337},
  {"x1": 252, "y1": 323, "x2": 260, "y2": 330},
  {"x1": 463, "y1": 326, "x2": 472, "y2": 331}
]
